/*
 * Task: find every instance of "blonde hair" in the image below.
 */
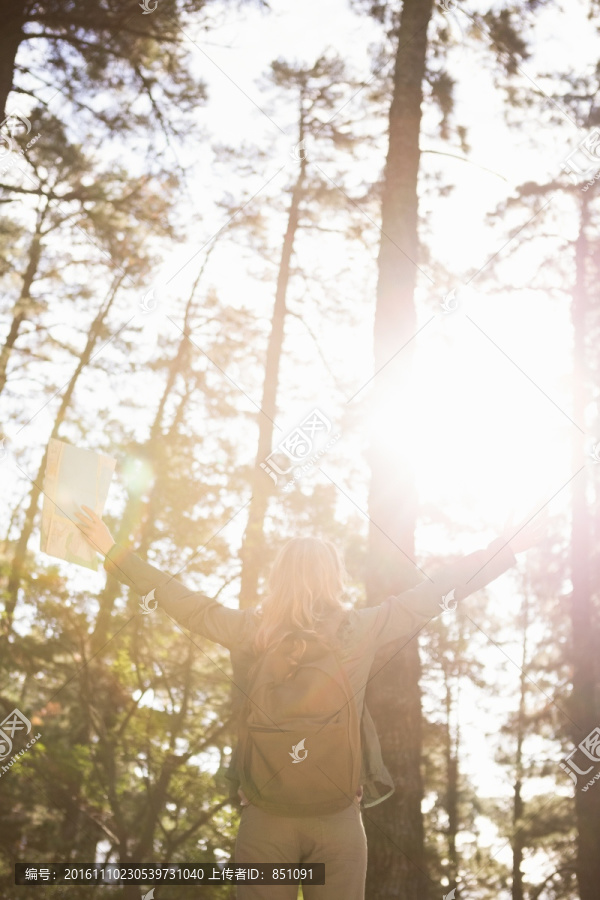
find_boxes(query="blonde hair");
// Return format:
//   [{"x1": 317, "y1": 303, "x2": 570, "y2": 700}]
[{"x1": 252, "y1": 537, "x2": 348, "y2": 657}]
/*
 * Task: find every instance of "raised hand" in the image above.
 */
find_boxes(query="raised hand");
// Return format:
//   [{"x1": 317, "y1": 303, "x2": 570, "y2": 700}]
[
  {"x1": 502, "y1": 505, "x2": 548, "y2": 554},
  {"x1": 74, "y1": 505, "x2": 116, "y2": 557}
]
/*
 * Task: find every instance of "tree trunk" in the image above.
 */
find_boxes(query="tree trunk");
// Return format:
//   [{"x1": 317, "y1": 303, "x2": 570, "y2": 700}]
[
  {"x1": 238, "y1": 150, "x2": 307, "y2": 610},
  {"x1": 443, "y1": 673, "x2": 458, "y2": 887},
  {"x1": 91, "y1": 260, "x2": 210, "y2": 653},
  {"x1": 0, "y1": 201, "x2": 47, "y2": 397},
  {"x1": 134, "y1": 290, "x2": 196, "y2": 560},
  {"x1": 2, "y1": 276, "x2": 123, "y2": 633},
  {"x1": 364, "y1": 1, "x2": 434, "y2": 898},
  {"x1": 511, "y1": 585, "x2": 529, "y2": 900},
  {"x1": 569, "y1": 194, "x2": 600, "y2": 900},
  {"x1": 0, "y1": 0, "x2": 25, "y2": 120}
]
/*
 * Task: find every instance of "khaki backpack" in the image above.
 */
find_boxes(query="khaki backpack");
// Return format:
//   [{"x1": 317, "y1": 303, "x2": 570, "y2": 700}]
[{"x1": 237, "y1": 621, "x2": 361, "y2": 817}]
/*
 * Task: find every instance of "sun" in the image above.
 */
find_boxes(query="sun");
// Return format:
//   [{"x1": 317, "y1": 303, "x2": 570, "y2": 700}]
[{"x1": 365, "y1": 287, "x2": 575, "y2": 536}]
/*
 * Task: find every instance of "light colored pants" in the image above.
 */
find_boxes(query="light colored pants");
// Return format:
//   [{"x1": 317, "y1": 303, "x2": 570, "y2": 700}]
[{"x1": 234, "y1": 799, "x2": 368, "y2": 899}]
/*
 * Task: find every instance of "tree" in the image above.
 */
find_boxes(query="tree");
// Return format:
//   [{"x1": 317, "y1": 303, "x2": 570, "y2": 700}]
[
  {"x1": 362, "y1": 1, "x2": 436, "y2": 896},
  {"x1": 568, "y1": 190, "x2": 600, "y2": 900},
  {"x1": 0, "y1": 109, "x2": 180, "y2": 402},
  {"x1": 359, "y1": 0, "x2": 538, "y2": 896},
  {"x1": 0, "y1": 0, "x2": 235, "y2": 134},
  {"x1": 236, "y1": 54, "x2": 369, "y2": 609},
  {"x1": 471, "y1": 75, "x2": 600, "y2": 893}
]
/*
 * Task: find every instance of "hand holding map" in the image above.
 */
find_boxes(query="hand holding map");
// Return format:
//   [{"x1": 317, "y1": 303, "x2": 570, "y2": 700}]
[
  {"x1": 40, "y1": 439, "x2": 116, "y2": 570},
  {"x1": 74, "y1": 505, "x2": 116, "y2": 556}
]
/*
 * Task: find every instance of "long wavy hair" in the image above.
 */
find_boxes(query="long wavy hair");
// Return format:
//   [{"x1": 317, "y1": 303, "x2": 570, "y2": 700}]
[{"x1": 252, "y1": 537, "x2": 349, "y2": 659}]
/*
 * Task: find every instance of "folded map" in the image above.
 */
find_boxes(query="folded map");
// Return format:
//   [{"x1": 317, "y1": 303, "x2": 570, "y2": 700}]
[{"x1": 40, "y1": 439, "x2": 116, "y2": 570}]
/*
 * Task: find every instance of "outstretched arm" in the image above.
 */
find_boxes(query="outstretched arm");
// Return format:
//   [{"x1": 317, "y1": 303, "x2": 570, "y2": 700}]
[
  {"x1": 368, "y1": 508, "x2": 548, "y2": 649},
  {"x1": 74, "y1": 506, "x2": 248, "y2": 648}
]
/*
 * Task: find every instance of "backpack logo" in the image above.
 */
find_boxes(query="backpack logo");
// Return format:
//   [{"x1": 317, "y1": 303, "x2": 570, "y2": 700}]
[{"x1": 289, "y1": 738, "x2": 308, "y2": 763}]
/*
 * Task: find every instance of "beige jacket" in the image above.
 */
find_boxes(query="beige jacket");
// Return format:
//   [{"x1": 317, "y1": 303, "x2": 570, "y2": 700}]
[{"x1": 103, "y1": 537, "x2": 517, "y2": 808}]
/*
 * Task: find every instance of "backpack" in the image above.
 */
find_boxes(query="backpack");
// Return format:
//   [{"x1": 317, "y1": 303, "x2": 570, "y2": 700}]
[{"x1": 236, "y1": 618, "x2": 361, "y2": 817}]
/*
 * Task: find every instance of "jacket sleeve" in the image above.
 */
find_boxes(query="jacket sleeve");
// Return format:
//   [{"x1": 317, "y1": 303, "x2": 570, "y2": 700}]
[
  {"x1": 368, "y1": 537, "x2": 518, "y2": 649},
  {"x1": 103, "y1": 542, "x2": 249, "y2": 649}
]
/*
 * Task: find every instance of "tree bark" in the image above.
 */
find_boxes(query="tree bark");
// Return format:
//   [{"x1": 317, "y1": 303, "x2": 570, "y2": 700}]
[
  {"x1": 569, "y1": 193, "x2": 600, "y2": 900},
  {"x1": 443, "y1": 671, "x2": 458, "y2": 887},
  {"x1": 511, "y1": 586, "x2": 529, "y2": 900},
  {"x1": 0, "y1": 200, "x2": 48, "y2": 397},
  {"x1": 238, "y1": 148, "x2": 307, "y2": 610},
  {"x1": 0, "y1": 0, "x2": 25, "y2": 120},
  {"x1": 364, "y1": 1, "x2": 434, "y2": 898}
]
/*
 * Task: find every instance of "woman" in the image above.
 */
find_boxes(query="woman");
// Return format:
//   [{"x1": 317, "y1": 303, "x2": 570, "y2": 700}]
[{"x1": 75, "y1": 504, "x2": 545, "y2": 899}]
